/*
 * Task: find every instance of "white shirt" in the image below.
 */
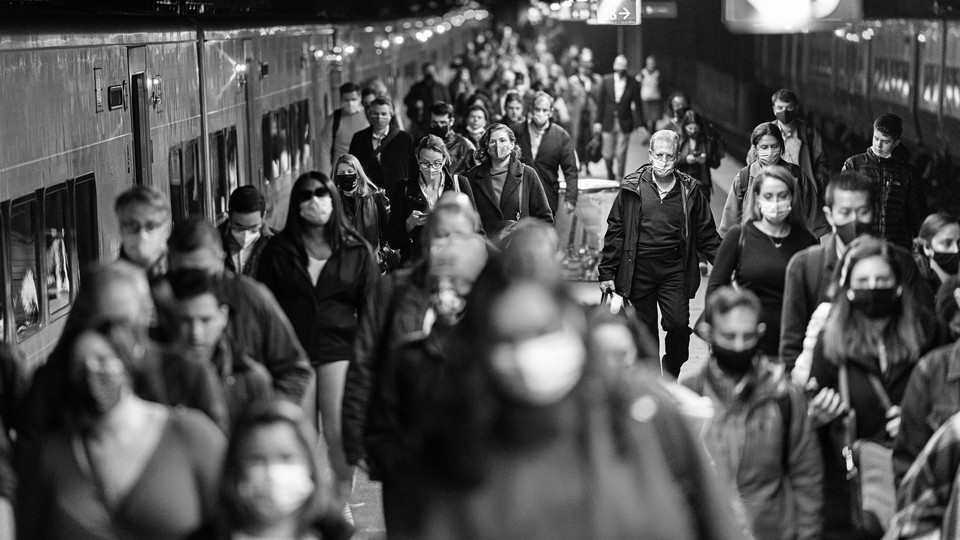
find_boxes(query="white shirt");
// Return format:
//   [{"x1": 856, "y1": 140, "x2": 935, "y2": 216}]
[
  {"x1": 777, "y1": 120, "x2": 802, "y2": 167},
  {"x1": 307, "y1": 256, "x2": 327, "y2": 285},
  {"x1": 639, "y1": 68, "x2": 660, "y2": 101},
  {"x1": 614, "y1": 74, "x2": 627, "y2": 103},
  {"x1": 529, "y1": 121, "x2": 547, "y2": 158}
]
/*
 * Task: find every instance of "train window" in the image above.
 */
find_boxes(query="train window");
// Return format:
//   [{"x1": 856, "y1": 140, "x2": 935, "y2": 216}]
[
  {"x1": 226, "y1": 128, "x2": 239, "y2": 199},
  {"x1": 73, "y1": 175, "x2": 99, "y2": 276},
  {"x1": 263, "y1": 113, "x2": 279, "y2": 181},
  {"x1": 169, "y1": 146, "x2": 185, "y2": 222},
  {"x1": 922, "y1": 65, "x2": 941, "y2": 106},
  {"x1": 183, "y1": 139, "x2": 204, "y2": 217},
  {"x1": 288, "y1": 104, "x2": 300, "y2": 172},
  {"x1": 43, "y1": 186, "x2": 73, "y2": 317},
  {"x1": 211, "y1": 127, "x2": 241, "y2": 220},
  {"x1": 9, "y1": 196, "x2": 41, "y2": 340},
  {"x1": 278, "y1": 108, "x2": 291, "y2": 175},
  {"x1": 946, "y1": 69, "x2": 960, "y2": 112},
  {"x1": 297, "y1": 100, "x2": 311, "y2": 168}
]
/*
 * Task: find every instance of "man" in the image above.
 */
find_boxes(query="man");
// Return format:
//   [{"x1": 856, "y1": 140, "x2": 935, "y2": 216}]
[
  {"x1": 427, "y1": 101, "x2": 476, "y2": 175},
  {"x1": 217, "y1": 186, "x2": 274, "y2": 278},
  {"x1": 594, "y1": 55, "x2": 643, "y2": 180},
  {"x1": 115, "y1": 185, "x2": 172, "y2": 280},
  {"x1": 501, "y1": 91, "x2": 525, "y2": 126},
  {"x1": 841, "y1": 113, "x2": 928, "y2": 250},
  {"x1": 657, "y1": 92, "x2": 690, "y2": 133},
  {"x1": 318, "y1": 82, "x2": 369, "y2": 176},
  {"x1": 747, "y1": 89, "x2": 826, "y2": 196},
  {"x1": 683, "y1": 287, "x2": 823, "y2": 540},
  {"x1": 511, "y1": 91, "x2": 579, "y2": 218},
  {"x1": 599, "y1": 130, "x2": 721, "y2": 377},
  {"x1": 349, "y1": 96, "x2": 414, "y2": 195},
  {"x1": 567, "y1": 48, "x2": 602, "y2": 173},
  {"x1": 403, "y1": 62, "x2": 450, "y2": 140},
  {"x1": 167, "y1": 218, "x2": 312, "y2": 404},
  {"x1": 779, "y1": 171, "x2": 930, "y2": 372}
]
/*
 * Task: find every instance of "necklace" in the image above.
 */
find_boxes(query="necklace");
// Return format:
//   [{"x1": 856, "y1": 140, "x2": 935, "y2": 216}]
[{"x1": 767, "y1": 234, "x2": 784, "y2": 248}]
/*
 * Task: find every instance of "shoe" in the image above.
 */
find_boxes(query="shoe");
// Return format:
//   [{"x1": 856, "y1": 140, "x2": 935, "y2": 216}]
[{"x1": 699, "y1": 262, "x2": 709, "y2": 277}]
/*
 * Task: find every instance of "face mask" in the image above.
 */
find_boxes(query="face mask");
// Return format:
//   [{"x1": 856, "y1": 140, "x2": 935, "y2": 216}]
[
  {"x1": 232, "y1": 229, "x2": 260, "y2": 249},
  {"x1": 652, "y1": 160, "x2": 675, "y2": 178},
  {"x1": 759, "y1": 200, "x2": 791, "y2": 222},
  {"x1": 335, "y1": 173, "x2": 358, "y2": 192},
  {"x1": 238, "y1": 462, "x2": 314, "y2": 520},
  {"x1": 615, "y1": 69, "x2": 627, "y2": 77},
  {"x1": 532, "y1": 111, "x2": 551, "y2": 127},
  {"x1": 673, "y1": 106, "x2": 689, "y2": 119},
  {"x1": 847, "y1": 287, "x2": 901, "y2": 319},
  {"x1": 835, "y1": 219, "x2": 872, "y2": 245},
  {"x1": 492, "y1": 331, "x2": 586, "y2": 406},
  {"x1": 933, "y1": 251, "x2": 960, "y2": 275},
  {"x1": 491, "y1": 143, "x2": 513, "y2": 161},
  {"x1": 429, "y1": 124, "x2": 450, "y2": 140},
  {"x1": 299, "y1": 197, "x2": 332, "y2": 226},
  {"x1": 77, "y1": 365, "x2": 126, "y2": 417},
  {"x1": 429, "y1": 277, "x2": 467, "y2": 326},
  {"x1": 712, "y1": 342, "x2": 758, "y2": 376},
  {"x1": 775, "y1": 110, "x2": 797, "y2": 125},
  {"x1": 757, "y1": 147, "x2": 781, "y2": 165}
]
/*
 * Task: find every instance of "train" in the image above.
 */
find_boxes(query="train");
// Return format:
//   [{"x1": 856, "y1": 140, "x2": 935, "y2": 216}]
[{"x1": 0, "y1": 5, "x2": 486, "y2": 366}]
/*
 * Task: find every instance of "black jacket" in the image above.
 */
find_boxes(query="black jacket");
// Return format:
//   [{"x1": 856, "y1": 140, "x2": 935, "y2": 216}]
[
  {"x1": 464, "y1": 158, "x2": 554, "y2": 239},
  {"x1": 511, "y1": 121, "x2": 579, "y2": 213},
  {"x1": 257, "y1": 231, "x2": 379, "y2": 364},
  {"x1": 598, "y1": 164, "x2": 721, "y2": 299},
  {"x1": 348, "y1": 127, "x2": 414, "y2": 195},
  {"x1": 386, "y1": 172, "x2": 477, "y2": 262},
  {"x1": 342, "y1": 188, "x2": 390, "y2": 251},
  {"x1": 596, "y1": 73, "x2": 643, "y2": 133},
  {"x1": 217, "y1": 221, "x2": 275, "y2": 278}
]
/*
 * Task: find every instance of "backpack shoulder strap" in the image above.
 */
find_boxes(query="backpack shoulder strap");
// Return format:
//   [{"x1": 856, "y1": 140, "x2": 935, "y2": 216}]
[
  {"x1": 736, "y1": 163, "x2": 752, "y2": 200},
  {"x1": 776, "y1": 390, "x2": 793, "y2": 472}
]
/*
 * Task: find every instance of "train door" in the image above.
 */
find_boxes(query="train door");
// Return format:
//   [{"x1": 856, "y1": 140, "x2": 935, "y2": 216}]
[
  {"x1": 242, "y1": 39, "x2": 261, "y2": 192},
  {"x1": 128, "y1": 46, "x2": 152, "y2": 186}
]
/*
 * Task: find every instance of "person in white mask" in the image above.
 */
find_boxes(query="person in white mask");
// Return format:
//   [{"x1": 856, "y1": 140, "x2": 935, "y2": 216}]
[
  {"x1": 115, "y1": 185, "x2": 172, "y2": 280},
  {"x1": 219, "y1": 186, "x2": 274, "y2": 278},
  {"x1": 719, "y1": 122, "x2": 828, "y2": 239},
  {"x1": 217, "y1": 400, "x2": 353, "y2": 539},
  {"x1": 707, "y1": 165, "x2": 818, "y2": 358}
]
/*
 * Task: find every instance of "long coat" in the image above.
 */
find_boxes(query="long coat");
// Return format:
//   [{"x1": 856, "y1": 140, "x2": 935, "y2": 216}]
[
  {"x1": 464, "y1": 158, "x2": 554, "y2": 239},
  {"x1": 511, "y1": 121, "x2": 579, "y2": 214}
]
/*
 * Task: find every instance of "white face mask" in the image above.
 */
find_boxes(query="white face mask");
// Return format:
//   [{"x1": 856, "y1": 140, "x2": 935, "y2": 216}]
[
  {"x1": 759, "y1": 199, "x2": 791, "y2": 222},
  {"x1": 757, "y1": 147, "x2": 781, "y2": 165},
  {"x1": 651, "y1": 160, "x2": 675, "y2": 178},
  {"x1": 491, "y1": 331, "x2": 586, "y2": 406},
  {"x1": 238, "y1": 462, "x2": 315, "y2": 520},
  {"x1": 232, "y1": 229, "x2": 260, "y2": 249},
  {"x1": 299, "y1": 196, "x2": 332, "y2": 226}
]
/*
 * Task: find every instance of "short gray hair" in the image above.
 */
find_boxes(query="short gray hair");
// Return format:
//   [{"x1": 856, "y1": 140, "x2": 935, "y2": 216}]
[{"x1": 649, "y1": 130, "x2": 680, "y2": 156}]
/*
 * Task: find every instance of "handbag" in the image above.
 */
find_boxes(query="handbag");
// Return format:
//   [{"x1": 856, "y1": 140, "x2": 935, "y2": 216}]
[{"x1": 838, "y1": 361, "x2": 897, "y2": 537}]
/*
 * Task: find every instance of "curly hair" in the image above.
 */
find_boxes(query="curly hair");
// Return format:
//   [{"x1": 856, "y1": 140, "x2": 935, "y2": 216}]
[{"x1": 475, "y1": 123, "x2": 522, "y2": 164}]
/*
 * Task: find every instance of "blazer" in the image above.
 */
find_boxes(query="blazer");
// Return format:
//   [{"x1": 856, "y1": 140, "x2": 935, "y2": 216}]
[
  {"x1": 511, "y1": 121, "x2": 579, "y2": 213},
  {"x1": 464, "y1": 158, "x2": 554, "y2": 239},
  {"x1": 348, "y1": 127, "x2": 414, "y2": 195},
  {"x1": 597, "y1": 73, "x2": 643, "y2": 133}
]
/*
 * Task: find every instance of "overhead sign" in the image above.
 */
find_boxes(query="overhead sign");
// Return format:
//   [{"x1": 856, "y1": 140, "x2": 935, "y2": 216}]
[
  {"x1": 596, "y1": 0, "x2": 640, "y2": 24},
  {"x1": 724, "y1": 0, "x2": 861, "y2": 33},
  {"x1": 642, "y1": 1, "x2": 677, "y2": 17}
]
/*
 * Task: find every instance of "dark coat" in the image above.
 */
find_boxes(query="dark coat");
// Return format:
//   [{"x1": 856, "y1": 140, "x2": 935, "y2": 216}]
[
  {"x1": 403, "y1": 77, "x2": 450, "y2": 128},
  {"x1": 386, "y1": 172, "x2": 477, "y2": 263},
  {"x1": 217, "y1": 221, "x2": 275, "y2": 278},
  {"x1": 464, "y1": 158, "x2": 554, "y2": 239},
  {"x1": 348, "y1": 127, "x2": 414, "y2": 195},
  {"x1": 257, "y1": 230, "x2": 379, "y2": 365},
  {"x1": 342, "y1": 188, "x2": 390, "y2": 251},
  {"x1": 596, "y1": 73, "x2": 643, "y2": 132},
  {"x1": 511, "y1": 120, "x2": 579, "y2": 213},
  {"x1": 444, "y1": 132, "x2": 478, "y2": 175},
  {"x1": 598, "y1": 164, "x2": 721, "y2": 299}
]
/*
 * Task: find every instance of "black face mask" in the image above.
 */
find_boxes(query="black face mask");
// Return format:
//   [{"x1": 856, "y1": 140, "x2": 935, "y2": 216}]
[
  {"x1": 429, "y1": 124, "x2": 450, "y2": 140},
  {"x1": 712, "y1": 342, "x2": 758, "y2": 376},
  {"x1": 775, "y1": 110, "x2": 797, "y2": 125},
  {"x1": 335, "y1": 173, "x2": 358, "y2": 192},
  {"x1": 673, "y1": 106, "x2": 689, "y2": 119},
  {"x1": 847, "y1": 287, "x2": 901, "y2": 319},
  {"x1": 933, "y1": 251, "x2": 960, "y2": 275},
  {"x1": 835, "y1": 219, "x2": 873, "y2": 245}
]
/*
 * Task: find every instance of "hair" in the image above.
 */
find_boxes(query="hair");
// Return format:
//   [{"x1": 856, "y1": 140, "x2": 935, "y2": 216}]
[
  {"x1": 419, "y1": 192, "x2": 482, "y2": 255},
  {"x1": 219, "y1": 400, "x2": 332, "y2": 535},
  {"x1": 586, "y1": 305, "x2": 659, "y2": 365},
  {"x1": 750, "y1": 121, "x2": 785, "y2": 149},
  {"x1": 742, "y1": 165, "x2": 808, "y2": 229},
  {"x1": 874, "y1": 113, "x2": 903, "y2": 140},
  {"x1": 368, "y1": 96, "x2": 394, "y2": 112},
  {"x1": 166, "y1": 268, "x2": 225, "y2": 305},
  {"x1": 429, "y1": 101, "x2": 455, "y2": 119},
  {"x1": 360, "y1": 87, "x2": 377, "y2": 101},
  {"x1": 771, "y1": 88, "x2": 798, "y2": 105},
  {"x1": 228, "y1": 186, "x2": 266, "y2": 215},
  {"x1": 703, "y1": 286, "x2": 763, "y2": 326},
  {"x1": 167, "y1": 217, "x2": 224, "y2": 257},
  {"x1": 415, "y1": 134, "x2": 453, "y2": 170},
  {"x1": 667, "y1": 91, "x2": 689, "y2": 108},
  {"x1": 824, "y1": 170, "x2": 875, "y2": 209},
  {"x1": 466, "y1": 104, "x2": 489, "y2": 122},
  {"x1": 333, "y1": 154, "x2": 378, "y2": 197},
  {"x1": 476, "y1": 123, "x2": 521, "y2": 164},
  {"x1": 915, "y1": 212, "x2": 959, "y2": 252},
  {"x1": 115, "y1": 185, "x2": 170, "y2": 218},
  {"x1": 936, "y1": 275, "x2": 960, "y2": 329},
  {"x1": 284, "y1": 171, "x2": 356, "y2": 256},
  {"x1": 679, "y1": 110, "x2": 704, "y2": 144},
  {"x1": 648, "y1": 130, "x2": 680, "y2": 156},
  {"x1": 499, "y1": 219, "x2": 560, "y2": 282},
  {"x1": 503, "y1": 91, "x2": 524, "y2": 107},
  {"x1": 339, "y1": 82, "x2": 360, "y2": 96},
  {"x1": 822, "y1": 236, "x2": 928, "y2": 365}
]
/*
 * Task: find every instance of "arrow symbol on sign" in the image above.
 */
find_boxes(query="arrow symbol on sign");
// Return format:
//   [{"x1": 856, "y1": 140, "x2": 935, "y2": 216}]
[{"x1": 619, "y1": 6, "x2": 630, "y2": 18}]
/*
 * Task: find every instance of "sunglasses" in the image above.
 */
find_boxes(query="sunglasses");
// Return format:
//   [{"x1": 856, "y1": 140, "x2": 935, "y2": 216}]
[{"x1": 296, "y1": 187, "x2": 330, "y2": 203}]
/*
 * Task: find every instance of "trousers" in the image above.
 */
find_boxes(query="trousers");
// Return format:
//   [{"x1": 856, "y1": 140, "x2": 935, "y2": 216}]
[{"x1": 629, "y1": 251, "x2": 690, "y2": 377}]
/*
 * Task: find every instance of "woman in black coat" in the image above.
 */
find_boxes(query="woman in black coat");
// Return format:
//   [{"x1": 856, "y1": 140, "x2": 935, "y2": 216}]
[
  {"x1": 464, "y1": 123, "x2": 554, "y2": 241},
  {"x1": 333, "y1": 153, "x2": 393, "y2": 271},
  {"x1": 257, "y1": 171, "x2": 379, "y2": 512}
]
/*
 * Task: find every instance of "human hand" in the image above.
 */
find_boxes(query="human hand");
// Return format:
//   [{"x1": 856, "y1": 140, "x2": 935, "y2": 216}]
[
  {"x1": 406, "y1": 210, "x2": 429, "y2": 232},
  {"x1": 592, "y1": 123, "x2": 602, "y2": 135},
  {"x1": 563, "y1": 201, "x2": 576, "y2": 213},
  {"x1": 808, "y1": 385, "x2": 848, "y2": 427},
  {"x1": 886, "y1": 405, "x2": 902, "y2": 439},
  {"x1": 686, "y1": 154, "x2": 696, "y2": 163},
  {"x1": 599, "y1": 280, "x2": 615, "y2": 294}
]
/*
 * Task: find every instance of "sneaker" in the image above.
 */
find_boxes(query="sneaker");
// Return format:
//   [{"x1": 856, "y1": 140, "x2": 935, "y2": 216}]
[{"x1": 699, "y1": 262, "x2": 709, "y2": 277}]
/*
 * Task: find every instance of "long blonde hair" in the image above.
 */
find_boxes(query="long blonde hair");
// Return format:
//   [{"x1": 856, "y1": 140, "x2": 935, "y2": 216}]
[{"x1": 333, "y1": 154, "x2": 378, "y2": 196}]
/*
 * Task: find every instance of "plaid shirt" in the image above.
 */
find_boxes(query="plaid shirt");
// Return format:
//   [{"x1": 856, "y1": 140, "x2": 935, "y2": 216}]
[{"x1": 891, "y1": 411, "x2": 960, "y2": 538}]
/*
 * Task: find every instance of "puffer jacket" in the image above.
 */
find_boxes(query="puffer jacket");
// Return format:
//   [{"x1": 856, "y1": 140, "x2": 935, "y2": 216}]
[
  {"x1": 682, "y1": 358, "x2": 824, "y2": 540},
  {"x1": 841, "y1": 148, "x2": 927, "y2": 250}
]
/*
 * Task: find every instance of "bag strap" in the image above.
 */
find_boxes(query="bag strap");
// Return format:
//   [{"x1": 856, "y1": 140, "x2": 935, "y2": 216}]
[{"x1": 838, "y1": 362, "x2": 860, "y2": 479}]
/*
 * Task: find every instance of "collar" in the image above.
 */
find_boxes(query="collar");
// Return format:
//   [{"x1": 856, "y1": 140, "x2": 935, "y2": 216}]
[
  {"x1": 776, "y1": 120, "x2": 797, "y2": 138},
  {"x1": 372, "y1": 127, "x2": 389, "y2": 140},
  {"x1": 867, "y1": 147, "x2": 894, "y2": 161}
]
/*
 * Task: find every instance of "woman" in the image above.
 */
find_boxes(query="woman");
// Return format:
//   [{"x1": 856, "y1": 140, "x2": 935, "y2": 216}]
[
  {"x1": 333, "y1": 154, "x2": 394, "y2": 271},
  {"x1": 638, "y1": 55, "x2": 662, "y2": 135},
  {"x1": 217, "y1": 400, "x2": 352, "y2": 540},
  {"x1": 387, "y1": 135, "x2": 477, "y2": 263},
  {"x1": 448, "y1": 66, "x2": 475, "y2": 120},
  {"x1": 464, "y1": 123, "x2": 553, "y2": 240},
  {"x1": 459, "y1": 105, "x2": 489, "y2": 148},
  {"x1": 257, "y1": 171, "x2": 379, "y2": 510},
  {"x1": 807, "y1": 237, "x2": 934, "y2": 538},
  {"x1": 914, "y1": 212, "x2": 960, "y2": 293},
  {"x1": 17, "y1": 322, "x2": 225, "y2": 539},
  {"x1": 676, "y1": 110, "x2": 719, "y2": 202},
  {"x1": 719, "y1": 122, "x2": 828, "y2": 238},
  {"x1": 708, "y1": 165, "x2": 818, "y2": 358}
]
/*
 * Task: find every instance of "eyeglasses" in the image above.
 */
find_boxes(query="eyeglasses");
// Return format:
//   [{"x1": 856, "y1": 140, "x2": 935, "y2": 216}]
[
  {"x1": 418, "y1": 159, "x2": 445, "y2": 170},
  {"x1": 296, "y1": 187, "x2": 330, "y2": 203},
  {"x1": 230, "y1": 221, "x2": 262, "y2": 233},
  {"x1": 120, "y1": 220, "x2": 166, "y2": 235}
]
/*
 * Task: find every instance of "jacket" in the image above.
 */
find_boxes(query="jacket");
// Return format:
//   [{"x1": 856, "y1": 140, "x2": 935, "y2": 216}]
[
  {"x1": 257, "y1": 230, "x2": 379, "y2": 364},
  {"x1": 511, "y1": 120, "x2": 579, "y2": 213},
  {"x1": 208, "y1": 335, "x2": 274, "y2": 431},
  {"x1": 596, "y1": 73, "x2": 643, "y2": 133},
  {"x1": 682, "y1": 358, "x2": 824, "y2": 540},
  {"x1": 443, "y1": 132, "x2": 478, "y2": 175},
  {"x1": 386, "y1": 172, "x2": 477, "y2": 263},
  {"x1": 598, "y1": 164, "x2": 722, "y2": 299},
  {"x1": 746, "y1": 118, "x2": 826, "y2": 194},
  {"x1": 218, "y1": 221, "x2": 275, "y2": 279},
  {"x1": 403, "y1": 77, "x2": 450, "y2": 128},
  {"x1": 894, "y1": 340, "x2": 960, "y2": 487},
  {"x1": 718, "y1": 158, "x2": 829, "y2": 238},
  {"x1": 841, "y1": 148, "x2": 927, "y2": 250},
  {"x1": 347, "y1": 126, "x2": 414, "y2": 195},
  {"x1": 342, "y1": 188, "x2": 390, "y2": 251},
  {"x1": 464, "y1": 158, "x2": 554, "y2": 239}
]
